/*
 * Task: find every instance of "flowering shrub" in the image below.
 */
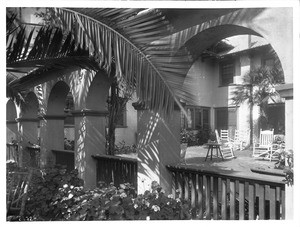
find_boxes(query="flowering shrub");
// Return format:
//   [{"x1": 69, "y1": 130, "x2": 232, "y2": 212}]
[
  {"x1": 24, "y1": 168, "x2": 192, "y2": 221},
  {"x1": 130, "y1": 181, "x2": 191, "y2": 220},
  {"x1": 274, "y1": 149, "x2": 294, "y2": 186},
  {"x1": 25, "y1": 166, "x2": 84, "y2": 220}
]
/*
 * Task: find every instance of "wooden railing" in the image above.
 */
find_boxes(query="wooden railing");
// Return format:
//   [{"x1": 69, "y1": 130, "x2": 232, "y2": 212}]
[
  {"x1": 166, "y1": 165, "x2": 286, "y2": 220},
  {"x1": 92, "y1": 154, "x2": 138, "y2": 190}
]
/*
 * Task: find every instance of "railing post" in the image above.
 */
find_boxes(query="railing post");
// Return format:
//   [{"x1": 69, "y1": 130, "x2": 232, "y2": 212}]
[
  {"x1": 205, "y1": 175, "x2": 211, "y2": 220},
  {"x1": 258, "y1": 185, "x2": 265, "y2": 219},
  {"x1": 230, "y1": 180, "x2": 236, "y2": 220},
  {"x1": 212, "y1": 177, "x2": 218, "y2": 220},
  {"x1": 221, "y1": 178, "x2": 227, "y2": 220},
  {"x1": 248, "y1": 183, "x2": 255, "y2": 220},
  {"x1": 197, "y1": 174, "x2": 203, "y2": 219},
  {"x1": 239, "y1": 181, "x2": 245, "y2": 220}
]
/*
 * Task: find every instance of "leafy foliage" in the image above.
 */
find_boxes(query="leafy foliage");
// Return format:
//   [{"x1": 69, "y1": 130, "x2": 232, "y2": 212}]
[
  {"x1": 114, "y1": 141, "x2": 137, "y2": 155},
  {"x1": 25, "y1": 166, "x2": 84, "y2": 220},
  {"x1": 181, "y1": 128, "x2": 215, "y2": 146},
  {"x1": 274, "y1": 149, "x2": 294, "y2": 186},
  {"x1": 180, "y1": 128, "x2": 194, "y2": 144},
  {"x1": 23, "y1": 167, "x2": 191, "y2": 221}
]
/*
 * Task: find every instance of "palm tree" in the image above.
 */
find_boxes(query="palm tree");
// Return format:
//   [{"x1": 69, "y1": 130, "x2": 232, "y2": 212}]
[{"x1": 231, "y1": 62, "x2": 284, "y2": 145}]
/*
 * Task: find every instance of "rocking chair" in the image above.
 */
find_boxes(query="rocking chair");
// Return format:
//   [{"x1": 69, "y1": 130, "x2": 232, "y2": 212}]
[
  {"x1": 215, "y1": 130, "x2": 235, "y2": 159},
  {"x1": 253, "y1": 129, "x2": 274, "y2": 161}
]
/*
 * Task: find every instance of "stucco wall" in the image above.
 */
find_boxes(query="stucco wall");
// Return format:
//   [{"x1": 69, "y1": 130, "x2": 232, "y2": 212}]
[
  {"x1": 183, "y1": 43, "x2": 271, "y2": 135},
  {"x1": 183, "y1": 59, "x2": 215, "y2": 107}
]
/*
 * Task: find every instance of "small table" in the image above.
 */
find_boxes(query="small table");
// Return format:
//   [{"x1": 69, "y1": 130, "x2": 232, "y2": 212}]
[{"x1": 205, "y1": 142, "x2": 224, "y2": 161}]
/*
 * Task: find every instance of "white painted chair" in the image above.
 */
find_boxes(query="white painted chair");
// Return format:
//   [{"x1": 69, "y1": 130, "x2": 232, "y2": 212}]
[
  {"x1": 220, "y1": 129, "x2": 230, "y2": 143},
  {"x1": 215, "y1": 130, "x2": 235, "y2": 159},
  {"x1": 253, "y1": 129, "x2": 274, "y2": 161},
  {"x1": 233, "y1": 130, "x2": 249, "y2": 151}
]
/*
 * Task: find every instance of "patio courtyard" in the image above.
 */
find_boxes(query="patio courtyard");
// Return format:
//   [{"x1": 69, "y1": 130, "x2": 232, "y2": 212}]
[
  {"x1": 6, "y1": 6, "x2": 295, "y2": 221},
  {"x1": 182, "y1": 146, "x2": 285, "y2": 183}
]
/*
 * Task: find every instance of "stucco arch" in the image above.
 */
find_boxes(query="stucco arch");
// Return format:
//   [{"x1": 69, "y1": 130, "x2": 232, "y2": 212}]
[
  {"x1": 184, "y1": 25, "x2": 260, "y2": 60},
  {"x1": 86, "y1": 70, "x2": 110, "y2": 111},
  {"x1": 174, "y1": 8, "x2": 292, "y2": 82},
  {"x1": 47, "y1": 81, "x2": 70, "y2": 115},
  {"x1": 22, "y1": 92, "x2": 39, "y2": 118}
]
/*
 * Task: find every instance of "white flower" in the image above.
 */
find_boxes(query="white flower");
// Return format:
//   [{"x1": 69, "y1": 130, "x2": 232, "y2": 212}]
[
  {"x1": 134, "y1": 204, "x2": 138, "y2": 209},
  {"x1": 167, "y1": 194, "x2": 174, "y2": 199},
  {"x1": 63, "y1": 184, "x2": 68, "y2": 188},
  {"x1": 120, "y1": 192, "x2": 127, "y2": 198},
  {"x1": 68, "y1": 193, "x2": 74, "y2": 199},
  {"x1": 152, "y1": 205, "x2": 160, "y2": 212},
  {"x1": 145, "y1": 201, "x2": 150, "y2": 207},
  {"x1": 176, "y1": 198, "x2": 181, "y2": 203}
]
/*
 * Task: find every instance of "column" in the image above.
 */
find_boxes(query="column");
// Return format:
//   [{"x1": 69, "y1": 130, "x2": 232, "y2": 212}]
[
  {"x1": 39, "y1": 115, "x2": 65, "y2": 167},
  {"x1": 17, "y1": 117, "x2": 39, "y2": 167},
  {"x1": 134, "y1": 103, "x2": 181, "y2": 194},
  {"x1": 73, "y1": 110, "x2": 108, "y2": 189},
  {"x1": 276, "y1": 83, "x2": 293, "y2": 220}
]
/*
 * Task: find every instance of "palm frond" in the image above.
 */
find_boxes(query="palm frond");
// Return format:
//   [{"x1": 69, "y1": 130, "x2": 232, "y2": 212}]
[
  {"x1": 6, "y1": 23, "x2": 100, "y2": 91},
  {"x1": 49, "y1": 7, "x2": 195, "y2": 116}
]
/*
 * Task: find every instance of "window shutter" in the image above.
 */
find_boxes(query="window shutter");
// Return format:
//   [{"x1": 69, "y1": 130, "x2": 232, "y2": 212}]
[{"x1": 220, "y1": 60, "x2": 234, "y2": 85}]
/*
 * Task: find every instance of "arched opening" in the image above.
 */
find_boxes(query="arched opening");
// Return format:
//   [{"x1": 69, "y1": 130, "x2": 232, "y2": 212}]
[
  {"x1": 44, "y1": 81, "x2": 75, "y2": 170},
  {"x1": 47, "y1": 81, "x2": 70, "y2": 115},
  {"x1": 64, "y1": 92, "x2": 75, "y2": 151},
  {"x1": 181, "y1": 28, "x2": 285, "y2": 146}
]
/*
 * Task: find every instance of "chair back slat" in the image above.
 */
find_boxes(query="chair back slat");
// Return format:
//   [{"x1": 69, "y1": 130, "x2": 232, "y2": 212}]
[
  {"x1": 220, "y1": 129, "x2": 229, "y2": 142},
  {"x1": 259, "y1": 129, "x2": 274, "y2": 146}
]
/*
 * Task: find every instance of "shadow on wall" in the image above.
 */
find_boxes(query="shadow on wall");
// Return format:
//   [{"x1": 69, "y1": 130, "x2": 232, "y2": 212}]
[
  {"x1": 136, "y1": 109, "x2": 181, "y2": 193},
  {"x1": 137, "y1": 111, "x2": 160, "y2": 192},
  {"x1": 76, "y1": 116, "x2": 87, "y2": 178},
  {"x1": 68, "y1": 69, "x2": 95, "y2": 110}
]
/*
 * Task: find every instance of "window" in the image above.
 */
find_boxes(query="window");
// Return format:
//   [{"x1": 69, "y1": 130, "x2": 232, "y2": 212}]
[
  {"x1": 215, "y1": 107, "x2": 237, "y2": 137},
  {"x1": 219, "y1": 60, "x2": 235, "y2": 86},
  {"x1": 182, "y1": 106, "x2": 210, "y2": 130},
  {"x1": 262, "y1": 58, "x2": 275, "y2": 70}
]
